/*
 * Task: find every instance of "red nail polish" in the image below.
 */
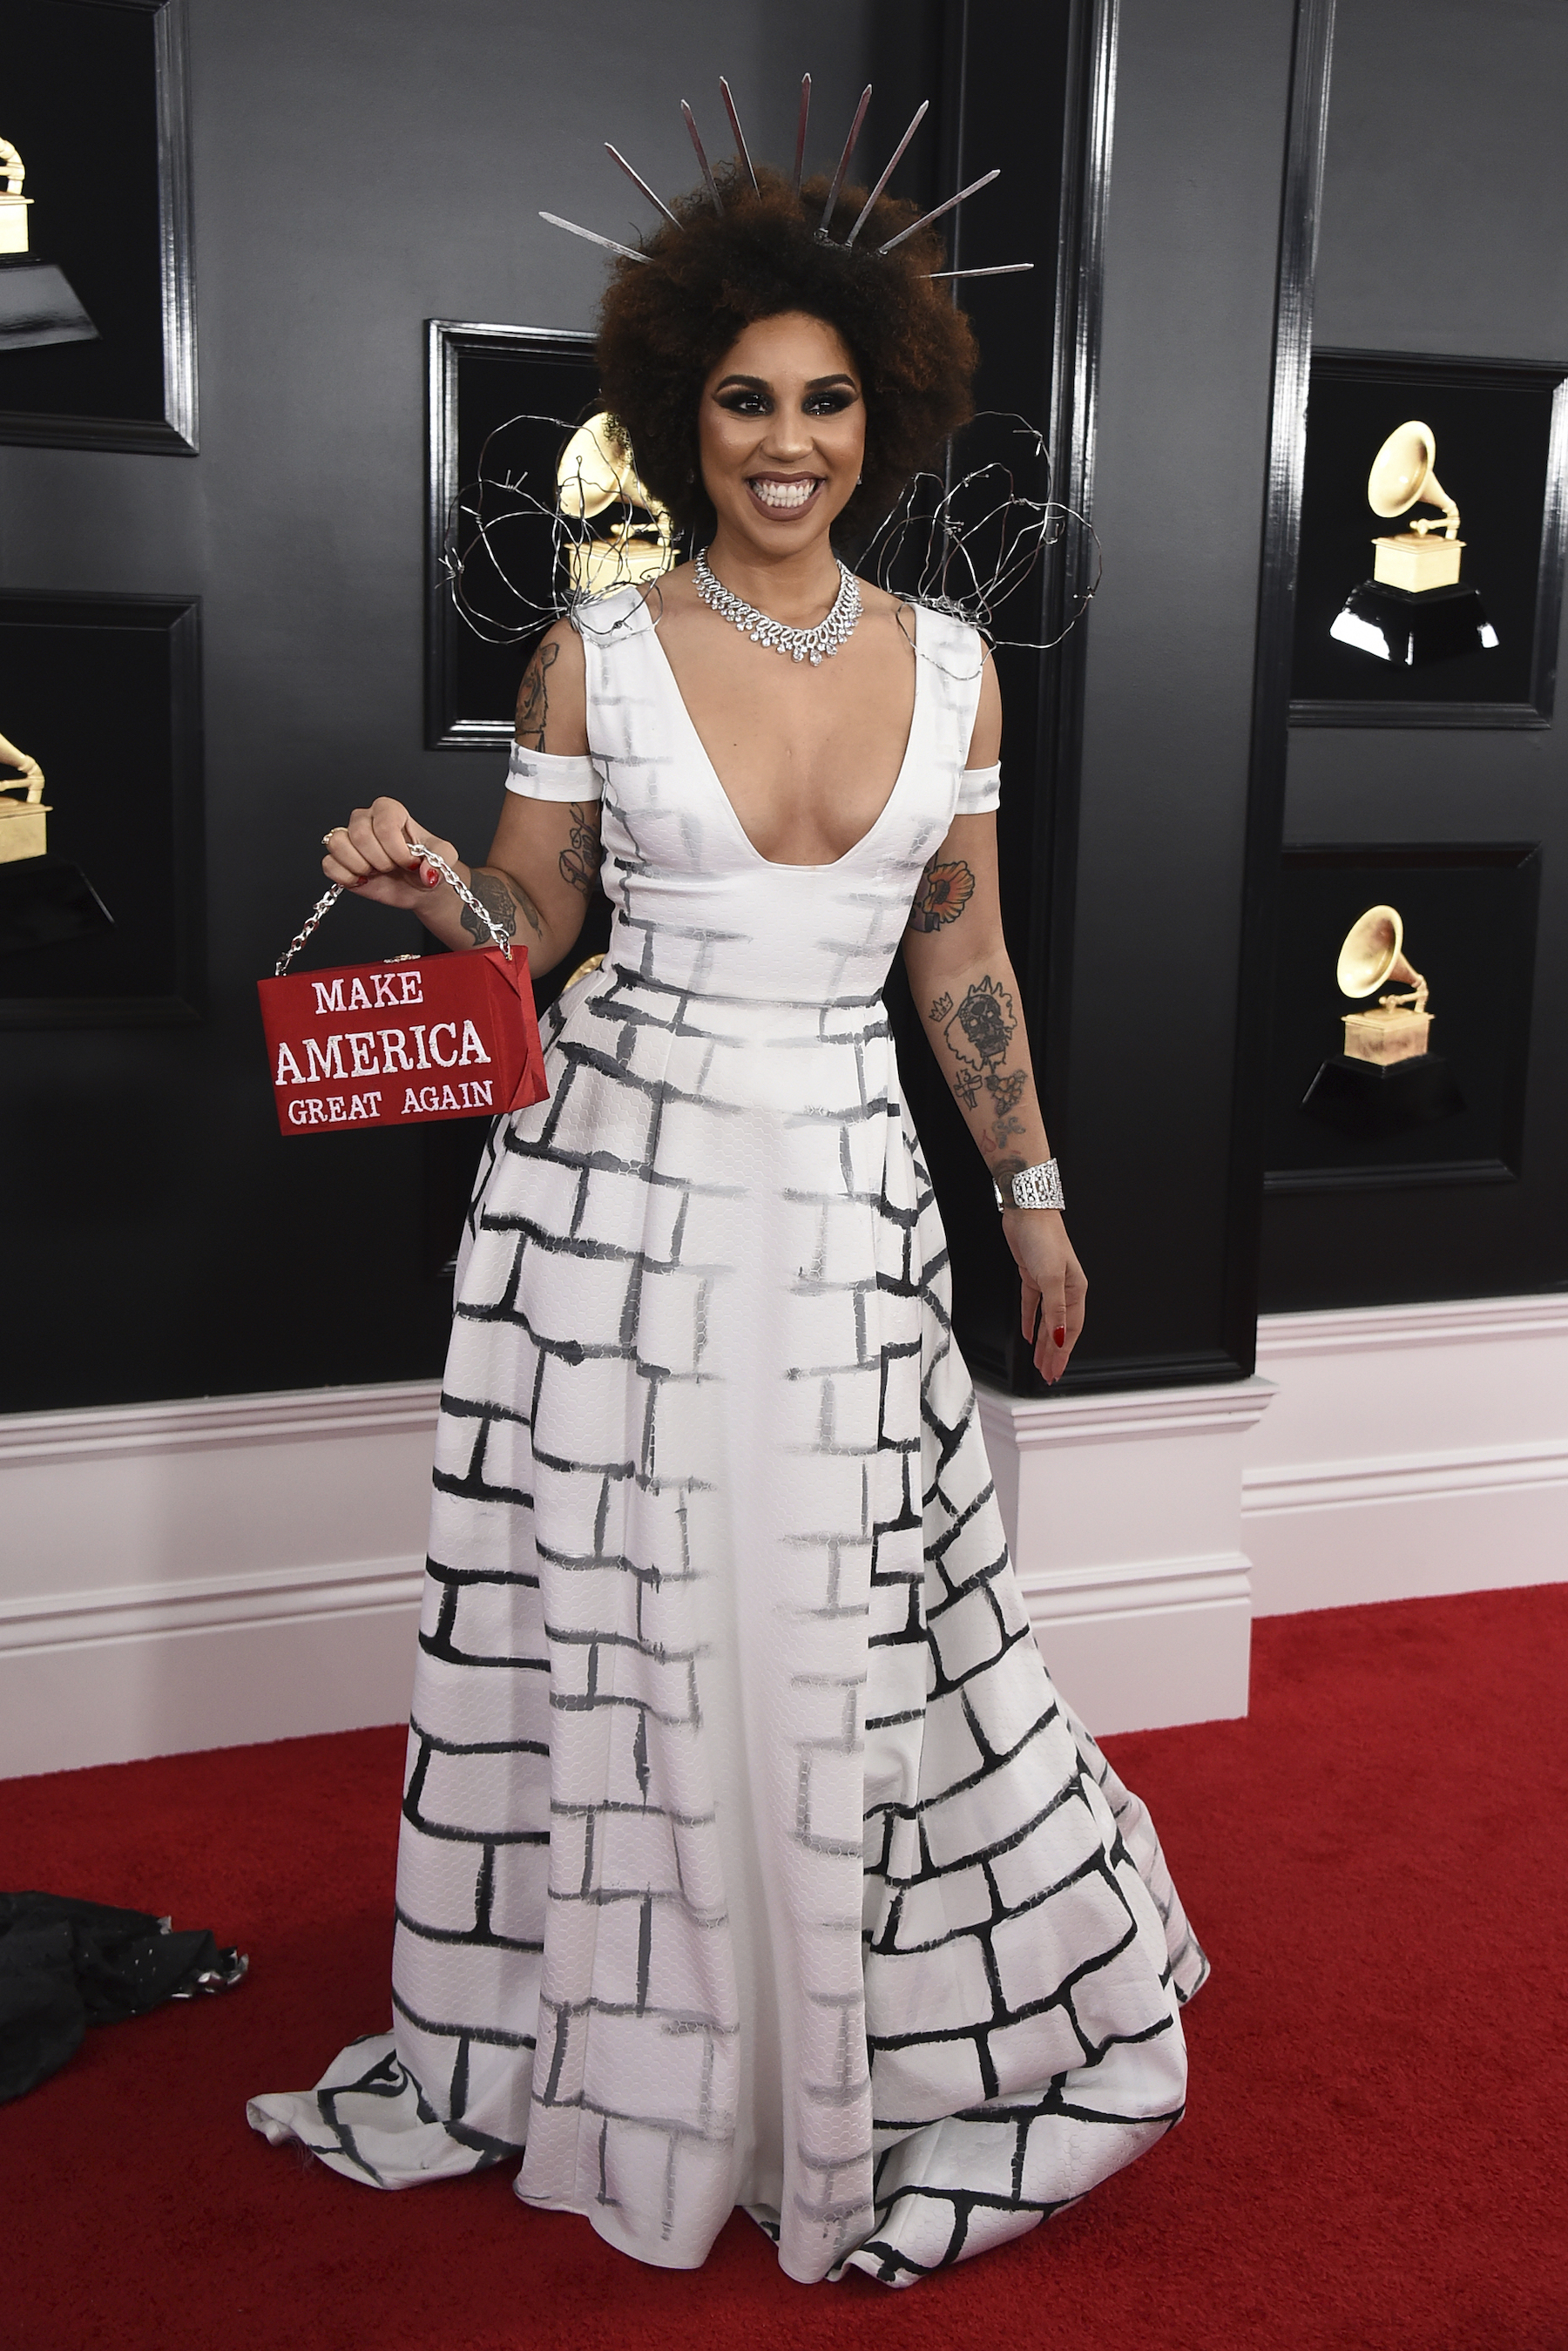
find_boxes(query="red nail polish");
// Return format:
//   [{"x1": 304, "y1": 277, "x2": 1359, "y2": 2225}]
[
  {"x1": 1053, "y1": 1327, "x2": 1066, "y2": 1348},
  {"x1": 422, "y1": 864, "x2": 440, "y2": 888}
]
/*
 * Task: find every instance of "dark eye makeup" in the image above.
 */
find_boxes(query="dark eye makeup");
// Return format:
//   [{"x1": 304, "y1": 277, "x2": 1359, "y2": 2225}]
[{"x1": 711, "y1": 377, "x2": 861, "y2": 420}]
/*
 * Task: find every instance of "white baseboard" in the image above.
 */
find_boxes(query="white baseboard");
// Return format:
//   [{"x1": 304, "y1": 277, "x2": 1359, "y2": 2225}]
[
  {"x1": 3, "y1": 1292, "x2": 1563, "y2": 1776},
  {"x1": 1246, "y1": 1294, "x2": 1568, "y2": 1615},
  {"x1": 0, "y1": 1381, "x2": 443, "y2": 1471},
  {"x1": 1020, "y1": 1550, "x2": 1254, "y2": 1740},
  {"x1": 0, "y1": 1552, "x2": 422, "y2": 1654},
  {"x1": 974, "y1": 1377, "x2": 1272, "y2": 1737},
  {"x1": 2, "y1": 1583, "x2": 422, "y2": 1782},
  {"x1": 1252, "y1": 1291, "x2": 1568, "y2": 1361},
  {"x1": 0, "y1": 1382, "x2": 439, "y2": 1779}
]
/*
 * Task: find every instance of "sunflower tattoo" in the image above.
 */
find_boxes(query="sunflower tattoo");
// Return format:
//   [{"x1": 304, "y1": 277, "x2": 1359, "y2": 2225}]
[{"x1": 908, "y1": 857, "x2": 976, "y2": 932}]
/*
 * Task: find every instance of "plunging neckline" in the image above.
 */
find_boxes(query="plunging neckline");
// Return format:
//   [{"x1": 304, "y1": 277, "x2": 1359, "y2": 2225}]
[{"x1": 635, "y1": 592, "x2": 924, "y2": 874}]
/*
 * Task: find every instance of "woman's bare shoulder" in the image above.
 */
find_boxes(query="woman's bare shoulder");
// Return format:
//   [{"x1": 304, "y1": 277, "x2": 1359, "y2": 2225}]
[
  {"x1": 635, "y1": 561, "x2": 698, "y2": 622},
  {"x1": 845, "y1": 576, "x2": 911, "y2": 627},
  {"x1": 515, "y1": 618, "x2": 587, "y2": 755}
]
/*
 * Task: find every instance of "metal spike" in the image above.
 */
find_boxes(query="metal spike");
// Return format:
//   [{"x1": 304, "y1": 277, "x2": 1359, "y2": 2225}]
[
  {"x1": 681, "y1": 101, "x2": 723, "y2": 213},
  {"x1": 819, "y1": 84, "x2": 872, "y2": 233},
  {"x1": 926, "y1": 261, "x2": 1035, "y2": 280},
  {"x1": 791, "y1": 74, "x2": 811, "y2": 196},
  {"x1": 539, "y1": 210, "x2": 650, "y2": 264},
  {"x1": 605, "y1": 144, "x2": 679, "y2": 228},
  {"x1": 719, "y1": 78, "x2": 759, "y2": 193},
  {"x1": 843, "y1": 99, "x2": 929, "y2": 246},
  {"x1": 876, "y1": 166, "x2": 1000, "y2": 254}
]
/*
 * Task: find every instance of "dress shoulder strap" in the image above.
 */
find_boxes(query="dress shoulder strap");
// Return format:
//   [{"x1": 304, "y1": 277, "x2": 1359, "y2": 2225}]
[
  {"x1": 905, "y1": 601, "x2": 990, "y2": 770},
  {"x1": 571, "y1": 585, "x2": 659, "y2": 767}
]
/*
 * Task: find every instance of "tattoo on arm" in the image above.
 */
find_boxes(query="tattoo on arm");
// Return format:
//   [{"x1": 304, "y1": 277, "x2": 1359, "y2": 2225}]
[
  {"x1": 941, "y1": 976, "x2": 1017, "y2": 1083},
  {"x1": 461, "y1": 866, "x2": 542, "y2": 946},
  {"x1": 925, "y1": 976, "x2": 1025, "y2": 1124},
  {"x1": 976, "y1": 1067, "x2": 1031, "y2": 1167},
  {"x1": 558, "y1": 802, "x2": 603, "y2": 900},
  {"x1": 514, "y1": 640, "x2": 558, "y2": 752},
  {"x1": 925, "y1": 990, "x2": 974, "y2": 1096},
  {"x1": 908, "y1": 855, "x2": 976, "y2": 932}
]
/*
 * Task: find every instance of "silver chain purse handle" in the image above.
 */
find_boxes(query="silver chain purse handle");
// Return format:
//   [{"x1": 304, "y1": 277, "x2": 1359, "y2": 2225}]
[{"x1": 274, "y1": 844, "x2": 512, "y2": 976}]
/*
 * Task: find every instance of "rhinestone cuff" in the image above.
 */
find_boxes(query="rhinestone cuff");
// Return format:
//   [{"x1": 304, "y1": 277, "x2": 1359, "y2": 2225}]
[{"x1": 993, "y1": 1158, "x2": 1065, "y2": 1212}]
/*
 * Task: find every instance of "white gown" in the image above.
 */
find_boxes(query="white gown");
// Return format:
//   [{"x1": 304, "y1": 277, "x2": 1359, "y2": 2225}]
[{"x1": 248, "y1": 586, "x2": 1206, "y2": 2287}]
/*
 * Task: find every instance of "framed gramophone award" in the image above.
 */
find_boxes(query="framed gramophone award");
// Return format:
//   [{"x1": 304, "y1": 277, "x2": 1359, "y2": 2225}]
[
  {"x1": 1263, "y1": 844, "x2": 1542, "y2": 1192},
  {"x1": 0, "y1": 591, "x2": 203, "y2": 1027},
  {"x1": 427, "y1": 321, "x2": 606, "y2": 751},
  {"x1": 0, "y1": 0, "x2": 196, "y2": 454},
  {"x1": 1289, "y1": 350, "x2": 1568, "y2": 726}
]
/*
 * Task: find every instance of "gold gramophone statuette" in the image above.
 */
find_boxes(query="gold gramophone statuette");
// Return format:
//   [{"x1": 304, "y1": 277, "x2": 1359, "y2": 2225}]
[
  {"x1": 556, "y1": 412, "x2": 675, "y2": 599},
  {"x1": 0, "y1": 730, "x2": 50, "y2": 864},
  {"x1": 0, "y1": 131, "x2": 98, "y2": 350},
  {"x1": 1368, "y1": 422, "x2": 1463, "y2": 594},
  {"x1": 1336, "y1": 903, "x2": 1429, "y2": 1065},
  {"x1": 1328, "y1": 419, "x2": 1496, "y2": 665},
  {"x1": 0, "y1": 135, "x2": 33, "y2": 254}
]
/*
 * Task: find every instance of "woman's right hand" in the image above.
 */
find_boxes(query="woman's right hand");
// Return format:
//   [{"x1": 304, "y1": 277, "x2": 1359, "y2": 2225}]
[{"x1": 321, "y1": 798, "x2": 461, "y2": 912}]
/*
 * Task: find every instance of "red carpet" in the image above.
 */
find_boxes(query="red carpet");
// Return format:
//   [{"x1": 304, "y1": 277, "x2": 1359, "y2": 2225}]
[{"x1": 4, "y1": 1584, "x2": 1566, "y2": 2351}]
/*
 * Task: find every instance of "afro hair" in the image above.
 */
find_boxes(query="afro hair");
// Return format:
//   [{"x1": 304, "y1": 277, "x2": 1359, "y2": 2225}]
[{"x1": 595, "y1": 161, "x2": 978, "y2": 547}]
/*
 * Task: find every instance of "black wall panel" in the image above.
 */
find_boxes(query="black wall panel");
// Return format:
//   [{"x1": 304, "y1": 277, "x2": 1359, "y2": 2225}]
[
  {"x1": 1262, "y1": 0, "x2": 1568, "y2": 1311},
  {"x1": 1047, "y1": 0, "x2": 1298, "y2": 1386},
  {"x1": 909, "y1": 0, "x2": 1301, "y2": 1396}
]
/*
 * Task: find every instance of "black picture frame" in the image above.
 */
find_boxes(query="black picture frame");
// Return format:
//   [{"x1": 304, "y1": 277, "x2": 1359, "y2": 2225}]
[
  {"x1": 425, "y1": 320, "x2": 602, "y2": 751},
  {"x1": 0, "y1": 0, "x2": 197, "y2": 455},
  {"x1": 1263, "y1": 842, "x2": 1541, "y2": 1193},
  {"x1": 1289, "y1": 349, "x2": 1568, "y2": 728},
  {"x1": 0, "y1": 591, "x2": 204, "y2": 1026}
]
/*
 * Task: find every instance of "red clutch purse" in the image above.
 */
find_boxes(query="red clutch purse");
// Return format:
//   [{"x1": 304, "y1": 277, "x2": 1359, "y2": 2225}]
[{"x1": 256, "y1": 845, "x2": 548, "y2": 1137}]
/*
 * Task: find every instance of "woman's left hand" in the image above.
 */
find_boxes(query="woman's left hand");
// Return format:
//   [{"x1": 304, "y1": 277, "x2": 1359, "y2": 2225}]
[{"x1": 1003, "y1": 1208, "x2": 1086, "y2": 1385}]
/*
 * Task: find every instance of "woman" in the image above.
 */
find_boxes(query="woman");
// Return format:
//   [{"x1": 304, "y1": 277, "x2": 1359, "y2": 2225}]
[{"x1": 250, "y1": 158, "x2": 1206, "y2": 2287}]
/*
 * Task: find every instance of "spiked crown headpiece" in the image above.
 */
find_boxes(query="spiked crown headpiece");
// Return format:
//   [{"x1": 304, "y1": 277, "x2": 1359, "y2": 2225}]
[{"x1": 540, "y1": 75, "x2": 1032, "y2": 286}]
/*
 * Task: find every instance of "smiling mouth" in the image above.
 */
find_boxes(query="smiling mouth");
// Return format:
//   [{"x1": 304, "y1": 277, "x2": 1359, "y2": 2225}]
[{"x1": 747, "y1": 476, "x2": 823, "y2": 512}]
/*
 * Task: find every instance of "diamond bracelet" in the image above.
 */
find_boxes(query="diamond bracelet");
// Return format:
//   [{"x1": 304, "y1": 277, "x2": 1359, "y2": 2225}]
[{"x1": 993, "y1": 1158, "x2": 1065, "y2": 1213}]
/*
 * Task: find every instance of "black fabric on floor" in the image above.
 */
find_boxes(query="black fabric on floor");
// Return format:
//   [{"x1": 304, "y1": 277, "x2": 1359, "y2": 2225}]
[{"x1": 0, "y1": 1891, "x2": 247, "y2": 2103}]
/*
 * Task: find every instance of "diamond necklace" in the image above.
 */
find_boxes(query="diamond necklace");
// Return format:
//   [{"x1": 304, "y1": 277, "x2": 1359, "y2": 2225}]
[{"x1": 693, "y1": 547, "x2": 862, "y2": 666}]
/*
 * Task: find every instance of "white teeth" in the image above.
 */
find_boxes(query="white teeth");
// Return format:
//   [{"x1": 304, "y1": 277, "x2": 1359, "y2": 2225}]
[{"x1": 751, "y1": 478, "x2": 818, "y2": 510}]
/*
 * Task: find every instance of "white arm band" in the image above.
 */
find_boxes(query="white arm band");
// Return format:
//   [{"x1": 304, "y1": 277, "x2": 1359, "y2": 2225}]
[
  {"x1": 504, "y1": 744, "x2": 603, "y2": 802},
  {"x1": 955, "y1": 760, "x2": 1001, "y2": 815}
]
